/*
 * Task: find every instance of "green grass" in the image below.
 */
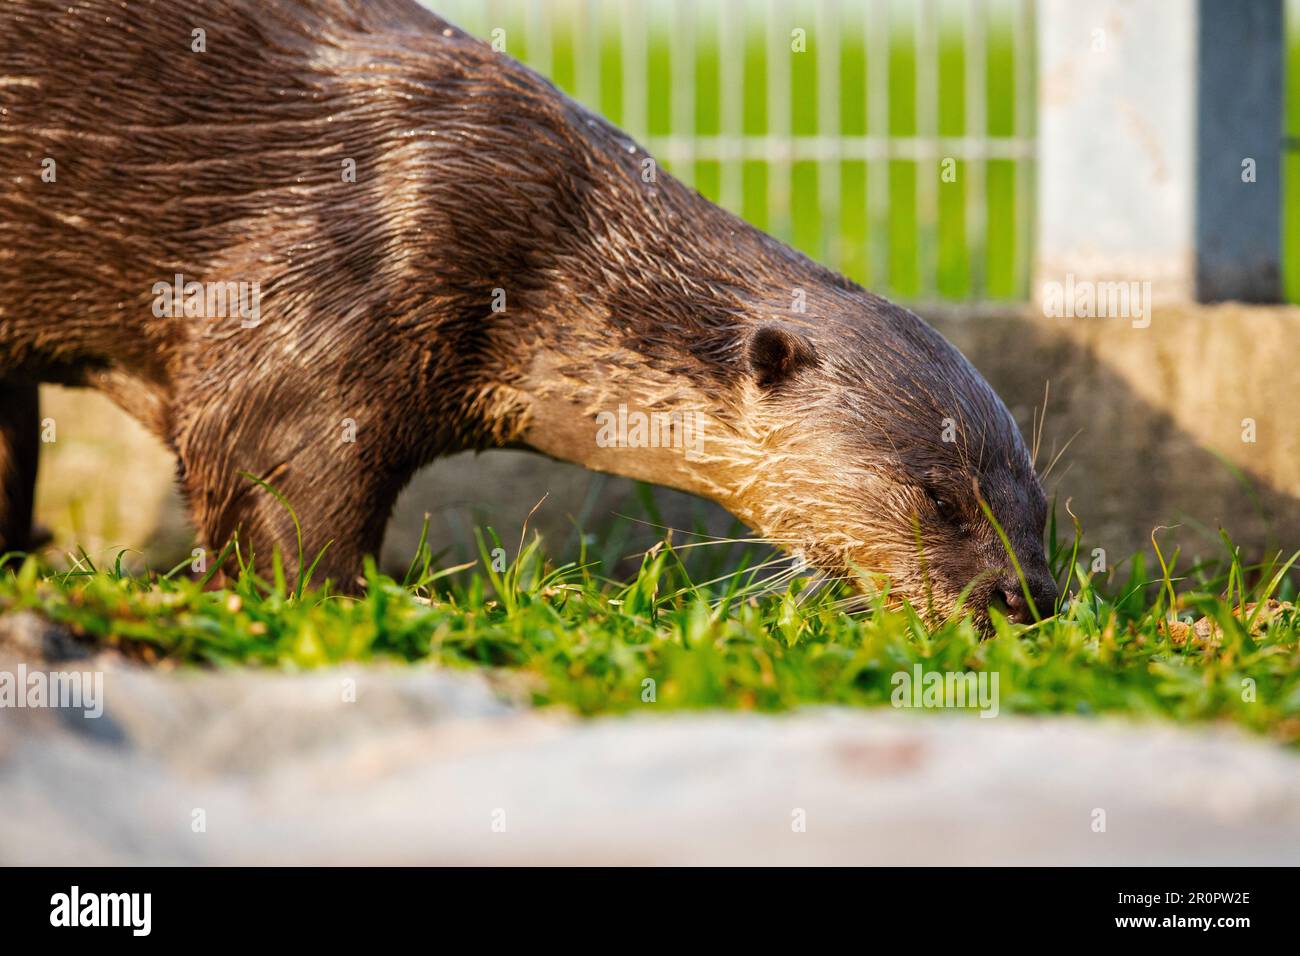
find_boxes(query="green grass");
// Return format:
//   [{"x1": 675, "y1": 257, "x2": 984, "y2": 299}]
[{"x1": 3, "y1": 511, "x2": 1297, "y2": 741}]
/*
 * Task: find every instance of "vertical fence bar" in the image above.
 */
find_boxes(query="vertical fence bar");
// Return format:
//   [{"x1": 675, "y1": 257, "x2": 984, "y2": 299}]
[
  {"x1": 1013, "y1": 0, "x2": 1034, "y2": 299},
  {"x1": 672, "y1": 0, "x2": 697, "y2": 184},
  {"x1": 486, "y1": 0, "x2": 506, "y2": 52},
  {"x1": 528, "y1": 0, "x2": 552, "y2": 80},
  {"x1": 442, "y1": 0, "x2": 460, "y2": 31},
  {"x1": 442, "y1": 0, "x2": 461, "y2": 30},
  {"x1": 965, "y1": 0, "x2": 987, "y2": 298},
  {"x1": 720, "y1": 0, "x2": 744, "y2": 214},
  {"x1": 916, "y1": 0, "x2": 939, "y2": 298},
  {"x1": 471, "y1": 0, "x2": 490, "y2": 38},
  {"x1": 577, "y1": 0, "x2": 601, "y2": 110},
  {"x1": 767, "y1": 0, "x2": 792, "y2": 241},
  {"x1": 623, "y1": 0, "x2": 648, "y2": 141},
  {"x1": 867, "y1": 0, "x2": 890, "y2": 291},
  {"x1": 818, "y1": 0, "x2": 842, "y2": 269}
]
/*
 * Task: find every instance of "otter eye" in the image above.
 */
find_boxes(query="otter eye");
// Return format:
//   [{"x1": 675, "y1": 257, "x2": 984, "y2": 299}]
[{"x1": 926, "y1": 488, "x2": 960, "y2": 524}]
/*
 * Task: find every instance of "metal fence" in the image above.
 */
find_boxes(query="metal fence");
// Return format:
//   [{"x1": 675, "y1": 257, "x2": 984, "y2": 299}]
[{"x1": 431, "y1": 0, "x2": 1037, "y2": 304}]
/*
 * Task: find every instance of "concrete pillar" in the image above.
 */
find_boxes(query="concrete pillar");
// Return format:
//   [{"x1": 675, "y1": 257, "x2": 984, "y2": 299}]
[
  {"x1": 1036, "y1": 0, "x2": 1284, "y2": 304},
  {"x1": 1195, "y1": 0, "x2": 1285, "y2": 301}
]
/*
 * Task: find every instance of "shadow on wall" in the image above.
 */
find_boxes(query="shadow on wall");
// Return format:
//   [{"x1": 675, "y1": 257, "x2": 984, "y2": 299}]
[
  {"x1": 31, "y1": 386, "x2": 743, "y2": 577},
  {"x1": 382, "y1": 449, "x2": 744, "y2": 577},
  {"x1": 30, "y1": 301, "x2": 1300, "y2": 578},
  {"x1": 932, "y1": 301, "x2": 1300, "y2": 567}
]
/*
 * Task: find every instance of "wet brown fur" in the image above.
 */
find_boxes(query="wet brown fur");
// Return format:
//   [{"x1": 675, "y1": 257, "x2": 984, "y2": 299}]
[{"x1": 1, "y1": 0, "x2": 1056, "y2": 626}]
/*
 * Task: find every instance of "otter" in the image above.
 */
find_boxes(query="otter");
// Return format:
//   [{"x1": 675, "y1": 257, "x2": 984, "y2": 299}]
[{"x1": 0, "y1": 0, "x2": 1058, "y2": 630}]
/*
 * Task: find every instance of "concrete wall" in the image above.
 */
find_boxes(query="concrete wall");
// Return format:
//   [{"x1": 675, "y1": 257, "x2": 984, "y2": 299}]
[{"x1": 932, "y1": 303, "x2": 1300, "y2": 565}]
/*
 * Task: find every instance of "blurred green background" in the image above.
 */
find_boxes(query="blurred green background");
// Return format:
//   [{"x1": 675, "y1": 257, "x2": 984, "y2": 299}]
[{"x1": 435, "y1": 0, "x2": 1300, "y2": 304}]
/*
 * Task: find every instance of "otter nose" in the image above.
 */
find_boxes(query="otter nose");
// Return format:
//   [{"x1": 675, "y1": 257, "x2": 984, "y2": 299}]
[{"x1": 996, "y1": 577, "x2": 1059, "y2": 625}]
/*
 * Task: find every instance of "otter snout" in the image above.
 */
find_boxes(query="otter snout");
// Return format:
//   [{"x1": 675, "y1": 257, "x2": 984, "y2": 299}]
[{"x1": 991, "y1": 574, "x2": 1059, "y2": 626}]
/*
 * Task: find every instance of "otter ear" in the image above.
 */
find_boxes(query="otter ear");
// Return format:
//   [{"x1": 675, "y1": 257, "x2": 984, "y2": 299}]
[{"x1": 746, "y1": 325, "x2": 817, "y2": 388}]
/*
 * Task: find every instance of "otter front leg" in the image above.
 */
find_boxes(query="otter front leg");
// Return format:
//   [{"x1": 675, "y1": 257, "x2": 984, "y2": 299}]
[
  {"x1": 176, "y1": 404, "x2": 414, "y2": 593},
  {"x1": 0, "y1": 377, "x2": 40, "y2": 555}
]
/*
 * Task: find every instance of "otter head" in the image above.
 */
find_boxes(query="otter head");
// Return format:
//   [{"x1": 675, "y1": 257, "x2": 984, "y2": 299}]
[{"x1": 735, "y1": 308, "x2": 1058, "y2": 633}]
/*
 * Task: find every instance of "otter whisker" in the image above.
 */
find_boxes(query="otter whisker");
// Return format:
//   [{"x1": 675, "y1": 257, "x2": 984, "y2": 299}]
[
  {"x1": 1040, "y1": 427, "x2": 1082, "y2": 481},
  {"x1": 829, "y1": 592, "x2": 893, "y2": 616},
  {"x1": 794, "y1": 572, "x2": 861, "y2": 606},
  {"x1": 1048, "y1": 460, "x2": 1076, "y2": 495},
  {"x1": 678, "y1": 554, "x2": 795, "y2": 597},
  {"x1": 614, "y1": 515, "x2": 801, "y2": 553},
  {"x1": 1031, "y1": 380, "x2": 1051, "y2": 468},
  {"x1": 664, "y1": 536, "x2": 804, "y2": 551},
  {"x1": 613, "y1": 514, "x2": 750, "y2": 540},
  {"x1": 743, "y1": 565, "x2": 804, "y2": 595},
  {"x1": 727, "y1": 555, "x2": 822, "y2": 602}
]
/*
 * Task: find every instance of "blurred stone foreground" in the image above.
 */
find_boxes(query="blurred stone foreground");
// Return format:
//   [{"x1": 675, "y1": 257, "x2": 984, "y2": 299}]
[{"x1": 2, "y1": 614, "x2": 1298, "y2": 865}]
